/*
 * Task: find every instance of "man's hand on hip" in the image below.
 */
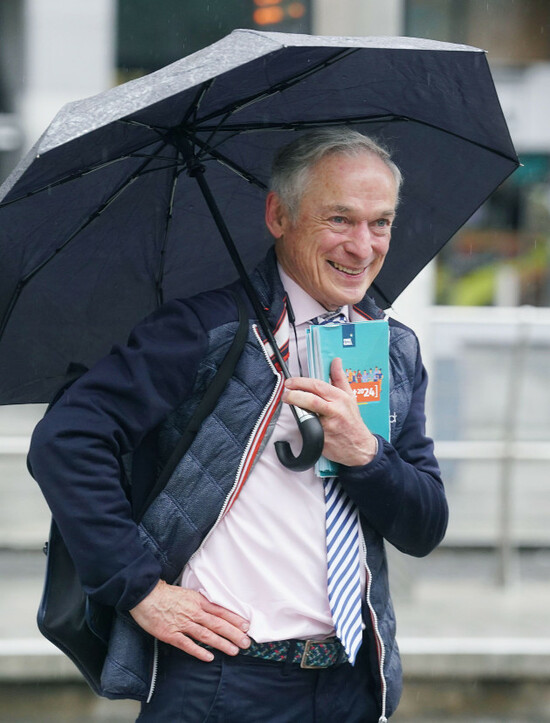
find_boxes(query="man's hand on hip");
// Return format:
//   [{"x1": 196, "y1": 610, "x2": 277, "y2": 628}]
[
  {"x1": 282, "y1": 357, "x2": 378, "y2": 467},
  {"x1": 129, "y1": 580, "x2": 251, "y2": 662}
]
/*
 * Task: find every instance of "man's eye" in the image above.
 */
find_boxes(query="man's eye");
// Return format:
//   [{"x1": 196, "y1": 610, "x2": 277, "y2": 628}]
[
  {"x1": 375, "y1": 219, "x2": 391, "y2": 228},
  {"x1": 331, "y1": 216, "x2": 347, "y2": 224}
]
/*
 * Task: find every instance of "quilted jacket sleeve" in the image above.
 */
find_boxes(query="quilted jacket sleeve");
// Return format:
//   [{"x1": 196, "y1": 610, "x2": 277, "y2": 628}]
[
  {"x1": 28, "y1": 299, "x2": 209, "y2": 611},
  {"x1": 338, "y1": 340, "x2": 448, "y2": 557}
]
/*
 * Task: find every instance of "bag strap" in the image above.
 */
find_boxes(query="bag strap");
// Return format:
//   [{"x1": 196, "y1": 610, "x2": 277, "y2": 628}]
[{"x1": 134, "y1": 290, "x2": 249, "y2": 523}]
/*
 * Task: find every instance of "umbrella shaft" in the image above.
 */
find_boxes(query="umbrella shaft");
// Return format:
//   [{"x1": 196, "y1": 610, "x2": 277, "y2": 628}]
[{"x1": 189, "y1": 161, "x2": 291, "y2": 379}]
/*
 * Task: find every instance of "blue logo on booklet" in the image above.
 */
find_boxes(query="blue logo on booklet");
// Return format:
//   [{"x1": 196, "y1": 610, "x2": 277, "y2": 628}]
[{"x1": 341, "y1": 324, "x2": 355, "y2": 347}]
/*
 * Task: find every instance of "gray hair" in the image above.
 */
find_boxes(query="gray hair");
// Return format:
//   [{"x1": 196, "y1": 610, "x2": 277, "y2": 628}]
[{"x1": 269, "y1": 128, "x2": 403, "y2": 219}]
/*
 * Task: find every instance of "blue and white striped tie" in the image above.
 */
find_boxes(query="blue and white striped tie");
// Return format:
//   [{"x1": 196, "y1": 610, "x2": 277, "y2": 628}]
[
  {"x1": 324, "y1": 477, "x2": 363, "y2": 664},
  {"x1": 312, "y1": 310, "x2": 348, "y2": 326},
  {"x1": 314, "y1": 309, "x2": 363, "y2": 664}
]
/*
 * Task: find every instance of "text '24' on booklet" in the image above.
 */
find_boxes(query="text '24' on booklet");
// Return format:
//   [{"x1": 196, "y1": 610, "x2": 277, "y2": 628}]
[{"x1": 306, "y1": 319, "x2": 390, "y2": 478}]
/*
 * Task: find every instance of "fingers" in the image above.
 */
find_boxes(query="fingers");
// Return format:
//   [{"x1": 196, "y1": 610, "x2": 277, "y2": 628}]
[
  {"x1": 282, "y1": 366, "x2": 376, "y2": 467},
  {"x1": 169, "y1": 610, "x2": 251, "y2": 661},
  {"x1": 202, "y1": 598, "x2": 250, "y2": 632},
  {"x1": 192, "y1": 604, "x2": 251, "y2": 652},
  {"x1": 171, "y1": 625, "x2": 249, "y2": 661},
  {"x1": 283, "y1": 376, "x2": 337, "y2": 410},
  {"x1": 283, "y1": 365, "x2": 352, "y2": 416},
  {"x1": 129, "y1": 582, "x2": 251, "y2": 662},
  {"x1": 172, "y1": 633, "x2": 218, "y2": 662},
  {"x1": 282, "y1": 386, "x2": 329, "y2": 416},
  {"x1": 328, "y1": 357, "x2": 352, "y2": 393}
]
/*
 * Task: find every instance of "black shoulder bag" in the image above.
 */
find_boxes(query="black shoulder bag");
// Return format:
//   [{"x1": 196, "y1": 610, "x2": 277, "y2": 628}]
[{"x1": 37, "y1": 292, "x2": 249, "y2": 695}]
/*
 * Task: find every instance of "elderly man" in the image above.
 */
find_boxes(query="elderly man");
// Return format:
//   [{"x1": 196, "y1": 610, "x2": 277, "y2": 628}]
[{"x1": 29, "y1": 129, "x2": 447, "y2": 722}]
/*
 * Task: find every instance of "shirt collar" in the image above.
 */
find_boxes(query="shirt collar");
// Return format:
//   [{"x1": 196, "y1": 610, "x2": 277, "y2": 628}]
[{"x1": 277, "y1": 263, "x2": 349, "y2": 326}]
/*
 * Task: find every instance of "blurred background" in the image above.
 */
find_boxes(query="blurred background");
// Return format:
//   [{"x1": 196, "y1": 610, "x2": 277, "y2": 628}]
[{"x1": 1, "y1": 1, "x2": 549, "y2": 721}]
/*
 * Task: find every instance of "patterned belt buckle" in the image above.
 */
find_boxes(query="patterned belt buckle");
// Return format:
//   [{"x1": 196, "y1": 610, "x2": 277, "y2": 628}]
[{"x1": 300, "y1": 640, "x2": 326, "y2": 669}]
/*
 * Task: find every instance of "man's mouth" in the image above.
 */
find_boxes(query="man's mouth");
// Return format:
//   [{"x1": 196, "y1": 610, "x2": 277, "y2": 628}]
[{"x1": 328, "y1": 260, "x2": 365, "y2": 276}]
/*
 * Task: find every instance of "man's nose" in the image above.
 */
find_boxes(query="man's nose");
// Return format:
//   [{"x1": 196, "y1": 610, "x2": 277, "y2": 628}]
[{"x1": 346, "y1": 223, "x2": 385, "y2": 256}]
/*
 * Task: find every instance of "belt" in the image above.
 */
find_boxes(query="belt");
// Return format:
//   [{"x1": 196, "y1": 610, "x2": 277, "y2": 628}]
[{"x1": 239, "y1": 637, "x2": 348, "y2": 669}]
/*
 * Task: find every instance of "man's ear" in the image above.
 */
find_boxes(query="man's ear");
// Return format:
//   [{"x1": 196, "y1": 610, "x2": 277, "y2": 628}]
[{"x1": 265, "y1": 191, "x2": 288, "y2": 239}]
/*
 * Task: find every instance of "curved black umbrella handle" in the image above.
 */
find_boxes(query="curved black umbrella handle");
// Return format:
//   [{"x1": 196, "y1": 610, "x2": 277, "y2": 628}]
[{"x1": 274, "y1": 405, "x2": 325, "y2": 472}]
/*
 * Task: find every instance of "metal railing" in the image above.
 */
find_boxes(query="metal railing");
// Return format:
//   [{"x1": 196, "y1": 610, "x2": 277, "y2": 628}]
[
  {"x1": 429, "y1": 305, "x2": 550, "y2": 586},
  {"x1": 1, "y1": 306, "x2": 549, "y2": 588}
]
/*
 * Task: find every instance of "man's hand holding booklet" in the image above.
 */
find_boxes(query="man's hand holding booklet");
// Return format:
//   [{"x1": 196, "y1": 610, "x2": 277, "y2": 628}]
[{"x1": 306, "y1": 320, "x2": 390, "y2": 477}]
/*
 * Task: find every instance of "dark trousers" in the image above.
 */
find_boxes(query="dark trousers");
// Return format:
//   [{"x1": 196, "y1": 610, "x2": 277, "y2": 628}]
[{"x1": 136, "y1": 644, "x2": 381, "y2": 723}]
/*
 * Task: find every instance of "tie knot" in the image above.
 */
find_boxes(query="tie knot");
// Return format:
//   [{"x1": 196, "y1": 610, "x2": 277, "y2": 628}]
[{"x1": 313, "y1": 309, "x2": 348, "y2": 325}]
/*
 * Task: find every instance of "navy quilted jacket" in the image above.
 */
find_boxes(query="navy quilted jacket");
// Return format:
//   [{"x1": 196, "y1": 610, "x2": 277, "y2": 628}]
[{"x1": 28, "y1": 250, "x2": 447, "y2": 717}]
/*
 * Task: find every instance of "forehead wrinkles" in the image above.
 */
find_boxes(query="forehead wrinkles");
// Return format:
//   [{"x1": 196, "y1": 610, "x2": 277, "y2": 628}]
[{"x1": 294, "y1": 154, "x2": 398, "y2": 222}]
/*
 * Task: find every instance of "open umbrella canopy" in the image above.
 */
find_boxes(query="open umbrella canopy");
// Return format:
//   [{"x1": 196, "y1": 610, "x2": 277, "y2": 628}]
[{"x1": 0, "y1": 30, "x2": 519, "y2": 405}]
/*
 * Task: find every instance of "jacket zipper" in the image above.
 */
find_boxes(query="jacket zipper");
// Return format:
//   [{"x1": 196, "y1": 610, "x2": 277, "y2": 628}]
[
  {"x1": 146, "y1": 638, "x2": 158, "y2": 704},
  {"x1": 360, "y1": 526, "x2": 388, "y2": 723},
  {"x1": 354, "y1": 305, "x2": 390, "y2": 721},
  {"x1": 145, "y1": 326, "x2": 283, "y2": 703}
]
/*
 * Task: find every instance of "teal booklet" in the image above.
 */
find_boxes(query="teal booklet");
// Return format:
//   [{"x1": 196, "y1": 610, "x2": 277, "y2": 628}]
[{"x1": 306, "y1": 320, "x2": 390, "y2": 478}]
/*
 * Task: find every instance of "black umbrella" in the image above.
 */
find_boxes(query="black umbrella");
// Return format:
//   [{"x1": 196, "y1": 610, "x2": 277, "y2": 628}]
[{"x1": 0, "y1": 30, "x2": 518, "y2": 463}]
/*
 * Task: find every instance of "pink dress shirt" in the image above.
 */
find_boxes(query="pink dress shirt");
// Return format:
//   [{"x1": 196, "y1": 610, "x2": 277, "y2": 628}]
[{"x1": 181, "y1": 267, "x2": 362, "y2": 642}]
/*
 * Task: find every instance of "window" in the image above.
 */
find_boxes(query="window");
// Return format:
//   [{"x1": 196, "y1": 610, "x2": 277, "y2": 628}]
[
  {"x1": 436, "y1": 158, "x2": 550, "y2": 306},
  {"x1": 405, "y1": 0, "x2": 550, "y2": 65},
  {"x1": 117, "y1": 0, "x2": 311, "y2": 81},
  {"x1": 406, "y1": 0, "x2": 550, "y2": 307}
]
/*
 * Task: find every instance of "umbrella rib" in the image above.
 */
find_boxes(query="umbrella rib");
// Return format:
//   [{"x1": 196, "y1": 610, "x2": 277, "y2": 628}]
[
  {"x1": 0, "y1": 146, "x2": 177, "y2": 209},
  {"x1": 190, "y1": 134, "x2": 268, "y2": 189},
  {"x1": 386, "y1": 115, "x2": 520, "y2": 164},
  {"x1": 199, "y1": 112, "x2": 235, "y2": 160},
  {"x1": 127, "y1": 152, "x2": 181, "y2": 163},
  {"x1": 197, "y1": 114, "x2": 518, "y2": 164},
  {"x1": 129, "y1": 160, "x2": 182, "y2": 175},
  {"x1": 195, "y1": 48, "x2": 359, "y2": 125},
  {"x1": 0, "y1": 156, "x2": 137, "y2": 208},
  {"x1": 0, "y1": 153, "x2": 162, "y2": 344},
  {"x1": 155, "y1": 166, "x2": 180, "y2": 307},
  {"x1": 195, "y1": 114, "x2": 400, "y2": 133},
  {"x1": 180, "y1": 78, "x2": 216, "y2": 126},
  {"x1": 119, "y1": 118, "x2": 173, "y2": 134}
]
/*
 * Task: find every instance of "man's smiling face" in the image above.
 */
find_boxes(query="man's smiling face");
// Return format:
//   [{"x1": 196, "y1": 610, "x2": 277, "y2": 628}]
[{"x1": 267, "y1": 151, "x2": 397, "y2": 311}]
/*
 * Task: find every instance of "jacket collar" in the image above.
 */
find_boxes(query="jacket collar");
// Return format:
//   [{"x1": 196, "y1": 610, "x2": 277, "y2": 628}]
[{"x1": 250, "y1": 247, "x2": 287, "y2": 329}]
